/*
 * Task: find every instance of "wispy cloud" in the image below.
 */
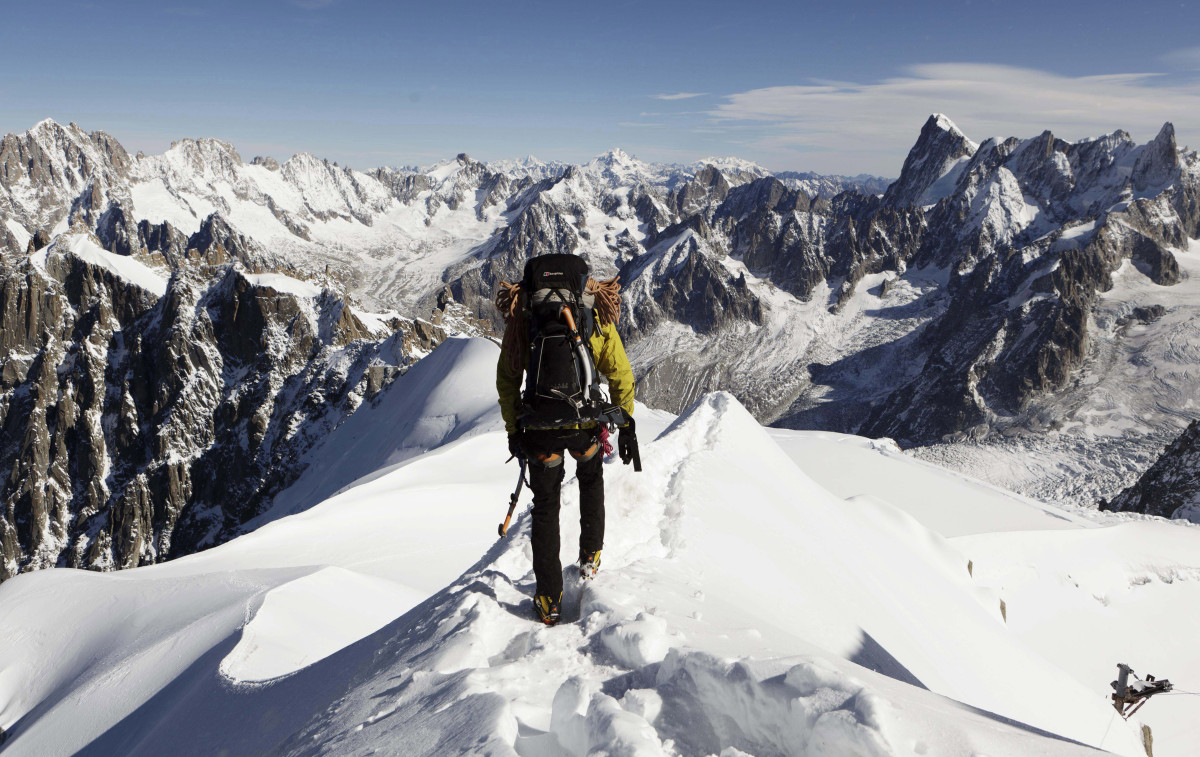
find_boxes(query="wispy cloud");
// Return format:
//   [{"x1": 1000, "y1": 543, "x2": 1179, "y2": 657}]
[
  {"x1": 709, "y1": 63, "x2": 1200, "y2": 173},
  {"x1": 1162, "y1": 47, "x2": 1200, "y2": 71},
  {"x1": 653, "y1": 92, "x2": 708, "y2": 101}
]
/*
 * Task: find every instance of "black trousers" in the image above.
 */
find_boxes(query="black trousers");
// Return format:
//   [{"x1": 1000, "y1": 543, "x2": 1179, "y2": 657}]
[{"x1": 524, "y1": 427, "x2": 604, "y2": 598}]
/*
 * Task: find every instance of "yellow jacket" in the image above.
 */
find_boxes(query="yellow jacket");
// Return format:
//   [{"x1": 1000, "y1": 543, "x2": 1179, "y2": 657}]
[{"x1": 496, "y1": 318, "x2": 635, "y2": 434}]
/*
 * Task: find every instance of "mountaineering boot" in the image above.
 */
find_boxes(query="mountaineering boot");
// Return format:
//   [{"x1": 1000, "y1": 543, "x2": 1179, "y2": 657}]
[
  {"x1": 579, "y1": 549, "x2": 602, "y2": 580},
  {"x1": 534, "y1": 592, "x2": 561, "y2": 625}
]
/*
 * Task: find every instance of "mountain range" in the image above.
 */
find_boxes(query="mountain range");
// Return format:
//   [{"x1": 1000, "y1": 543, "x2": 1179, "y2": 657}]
[{"x1": 2, "y1": 113, "x2": 1199, "y2": 582}]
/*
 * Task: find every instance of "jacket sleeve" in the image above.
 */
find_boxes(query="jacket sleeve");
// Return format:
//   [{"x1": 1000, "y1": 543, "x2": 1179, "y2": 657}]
[
  {"x1": 594, "y1": 322, "x2": 635, "y2": 422},
  {"x1": 496, "y1": 350, "x2": 524, "y2": 435}
]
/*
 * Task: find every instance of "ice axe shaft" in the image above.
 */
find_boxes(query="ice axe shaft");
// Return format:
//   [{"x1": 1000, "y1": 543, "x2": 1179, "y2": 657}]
[
  {"x1": 498, "y1": 459, "x2": 528, "y2": 537},
  {"x1": 561, "y1": 305, "x2": 580, "y2": 338}
]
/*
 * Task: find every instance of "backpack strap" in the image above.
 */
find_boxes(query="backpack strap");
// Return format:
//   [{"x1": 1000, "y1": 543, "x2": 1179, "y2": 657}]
[{"x1": 584, "y1": 304, "x2": 597, "y2": 341}]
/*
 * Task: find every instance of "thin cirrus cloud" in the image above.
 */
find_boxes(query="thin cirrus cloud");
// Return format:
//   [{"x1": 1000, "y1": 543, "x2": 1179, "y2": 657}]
[
  {"x1": 654, "y1": 92, "x2": 709, "y2": 101},
  {"x1": 1162, "y1": 46, "x2": 1200, "y2": 70},
  {"x1": 708, "y1": 63, "x2": 1200, "y2": 174}
]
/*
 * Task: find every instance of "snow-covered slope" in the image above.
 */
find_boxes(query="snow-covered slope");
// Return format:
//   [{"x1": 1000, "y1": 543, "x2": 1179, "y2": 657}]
[
  {"x1": 4, "y1": 337, "x2": 1196, "y2": 756},
  {"x1": 241, "y1": 336, "x2": 505, "y2": 528}
]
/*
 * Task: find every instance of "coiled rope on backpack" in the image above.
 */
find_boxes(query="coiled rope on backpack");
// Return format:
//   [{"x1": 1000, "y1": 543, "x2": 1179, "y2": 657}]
[
  {"x1": 587, "y1": 277, "x2": 622, "y2": 326},
  {"x1": 496, "y1": 276, "x2": 621, "y2": 374}
]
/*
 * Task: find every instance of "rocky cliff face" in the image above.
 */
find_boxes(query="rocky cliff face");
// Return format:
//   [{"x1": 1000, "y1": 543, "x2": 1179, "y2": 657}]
[
  {"x1": 1102, "y1": 420, "x2": 1200, "y2": 521},
  {"x1": 0, "y1": 120, "x2": 133, "y2": 255},
  {"x1": 0, "y1": 234, "x2": 447, "y2": 581}
]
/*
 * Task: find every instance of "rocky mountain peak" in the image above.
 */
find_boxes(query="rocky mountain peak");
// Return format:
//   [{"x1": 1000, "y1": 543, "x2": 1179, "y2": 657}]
[
  {"x1": 1132, "y1": 122, "x2": 1179, "y2": 192},
  {"x1": 485, "y1": 155, "x2": 566, "y2": 181},
  {"x1": 694, "y1": 156, "x2": 768, "y2": 176},
  {"x1": 596, "y1": 147, "x2": 633, "y2": 165},
  {"x1": 281, "y1": 152, "x2": 330, "y2": 176},
  {"x1": 1004, "y1": 130, "x2": 1074, "y2": 210},
  {"x1": 25, "y1": 118, "x2": 87, "y2": 146},
  {"x1": 163, "y1": 137, "x2": 243, "y2": 167},
  {"x1": 586, "y1": 148, "x2": 641, "y2": 175},
  {"x1": 884, "y1": 114, "x2": 979, "y2": 208},
  {"x1": 931, "y1": 113, "x2": 967, "y2": 139},
  {"x1": 136, "y1": 137, "x2": 244, "y2": 192},
  {"x1": 671, "y1": 165, "x2": 733, "y2": 217},
  {"x1": 0, "y1": 119, "x2": 133, "y2": 249},
  {"x1": 581, "y1": 148, "x2": 682, "y2": 190}
]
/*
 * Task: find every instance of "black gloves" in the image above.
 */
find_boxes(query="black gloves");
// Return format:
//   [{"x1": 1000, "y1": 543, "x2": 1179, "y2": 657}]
[
  {"x1": 618, "y1": 418, "x2": 641, "y2": 471},
  {"x1": 508, "y1": 432, "x2": 524, "y2": 460}
]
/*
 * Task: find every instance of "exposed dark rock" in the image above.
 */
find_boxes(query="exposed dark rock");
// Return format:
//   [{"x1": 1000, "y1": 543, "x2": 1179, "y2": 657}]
[
  {"x1": 1117, "y1": 304, "x2": 1166, "y2": 327},
  {"x1": 1132, "y1": 123, "x2": 1178, "y2": 192},
  {"x1": 670, "y1": 166, "x2": 732, "y2": 217},
  {"x1": 27, "y1": 228, "x2": 53, "y2": 253},
  {"x1": 0, "y1": 239, "x2": 422, "y2": 581},
  {"x1": 883, "y1": 114, "x2": 977, "y2": 208},
  {"x1": 621, "y1": 231, "x2": 764, "y2": 340},
  {"x1": 1103, "y1": 420, "x2": 1200, "y2": 520}
]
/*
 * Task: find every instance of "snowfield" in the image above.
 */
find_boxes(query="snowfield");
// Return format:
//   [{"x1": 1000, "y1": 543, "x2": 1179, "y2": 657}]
[{"x1": 1, "y1": 338, "x2": 1196, "y2": 756}]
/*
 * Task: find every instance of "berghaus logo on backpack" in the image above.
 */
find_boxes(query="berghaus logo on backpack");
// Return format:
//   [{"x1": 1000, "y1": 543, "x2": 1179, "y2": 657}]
[{"x1": 542, "y1": 271, "x2": 563, "y2": 278}]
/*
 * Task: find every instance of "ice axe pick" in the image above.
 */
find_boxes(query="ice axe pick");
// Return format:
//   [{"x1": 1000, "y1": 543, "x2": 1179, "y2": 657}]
[{"x1": 498, "y1": 459, "x2": 528, "y2": 537}]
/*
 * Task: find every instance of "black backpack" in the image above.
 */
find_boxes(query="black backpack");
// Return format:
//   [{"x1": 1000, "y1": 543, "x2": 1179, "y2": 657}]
[{"x1": 519, "y1": 254, "x2": 617, "y2": 429}]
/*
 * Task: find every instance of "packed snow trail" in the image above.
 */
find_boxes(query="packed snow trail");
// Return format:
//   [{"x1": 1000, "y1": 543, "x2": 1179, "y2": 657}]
[{"x1": 0, "y1": 338, "x2": 1178, "y2": 756}]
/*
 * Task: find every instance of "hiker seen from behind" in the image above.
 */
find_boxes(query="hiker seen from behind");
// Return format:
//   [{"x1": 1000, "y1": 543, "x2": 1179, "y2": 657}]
[{"x1": 495, "y1": 253, "x2": 640, "y2": 626}]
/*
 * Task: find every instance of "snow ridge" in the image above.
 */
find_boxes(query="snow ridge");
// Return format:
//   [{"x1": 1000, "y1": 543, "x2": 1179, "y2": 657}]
[{"x1": 0, "y1": 365, "x2": 1164, "y2": 755}]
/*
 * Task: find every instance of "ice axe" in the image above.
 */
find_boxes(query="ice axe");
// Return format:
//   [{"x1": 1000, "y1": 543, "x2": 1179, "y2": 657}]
[{"x1": 498, "y1": 458, "x2": 528, "y2": 537}]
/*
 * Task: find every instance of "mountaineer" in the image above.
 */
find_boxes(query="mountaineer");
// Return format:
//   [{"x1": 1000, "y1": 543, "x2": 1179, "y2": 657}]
[{"x1": 495, "y1": 253, "x2": 639, "y2": 626}]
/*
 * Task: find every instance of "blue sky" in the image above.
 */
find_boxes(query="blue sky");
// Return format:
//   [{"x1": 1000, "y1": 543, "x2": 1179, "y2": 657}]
[{"x1": 2, "y1": 0, "x2": 1199, "y2": 175}]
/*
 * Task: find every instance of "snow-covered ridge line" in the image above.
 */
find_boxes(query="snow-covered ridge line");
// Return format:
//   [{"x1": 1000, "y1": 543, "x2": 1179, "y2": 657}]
[
  {"x1": 3, "y1": 351, "x2": 1187, "y2": 755},
  {"x1": 31, "y1": 234, "x2": 169, "y2": 296}
]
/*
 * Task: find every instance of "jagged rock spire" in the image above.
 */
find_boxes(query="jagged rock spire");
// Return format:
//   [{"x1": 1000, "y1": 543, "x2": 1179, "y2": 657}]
[{"x1": 883, "y1": 114, "x2": 978, "y2": 208}]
